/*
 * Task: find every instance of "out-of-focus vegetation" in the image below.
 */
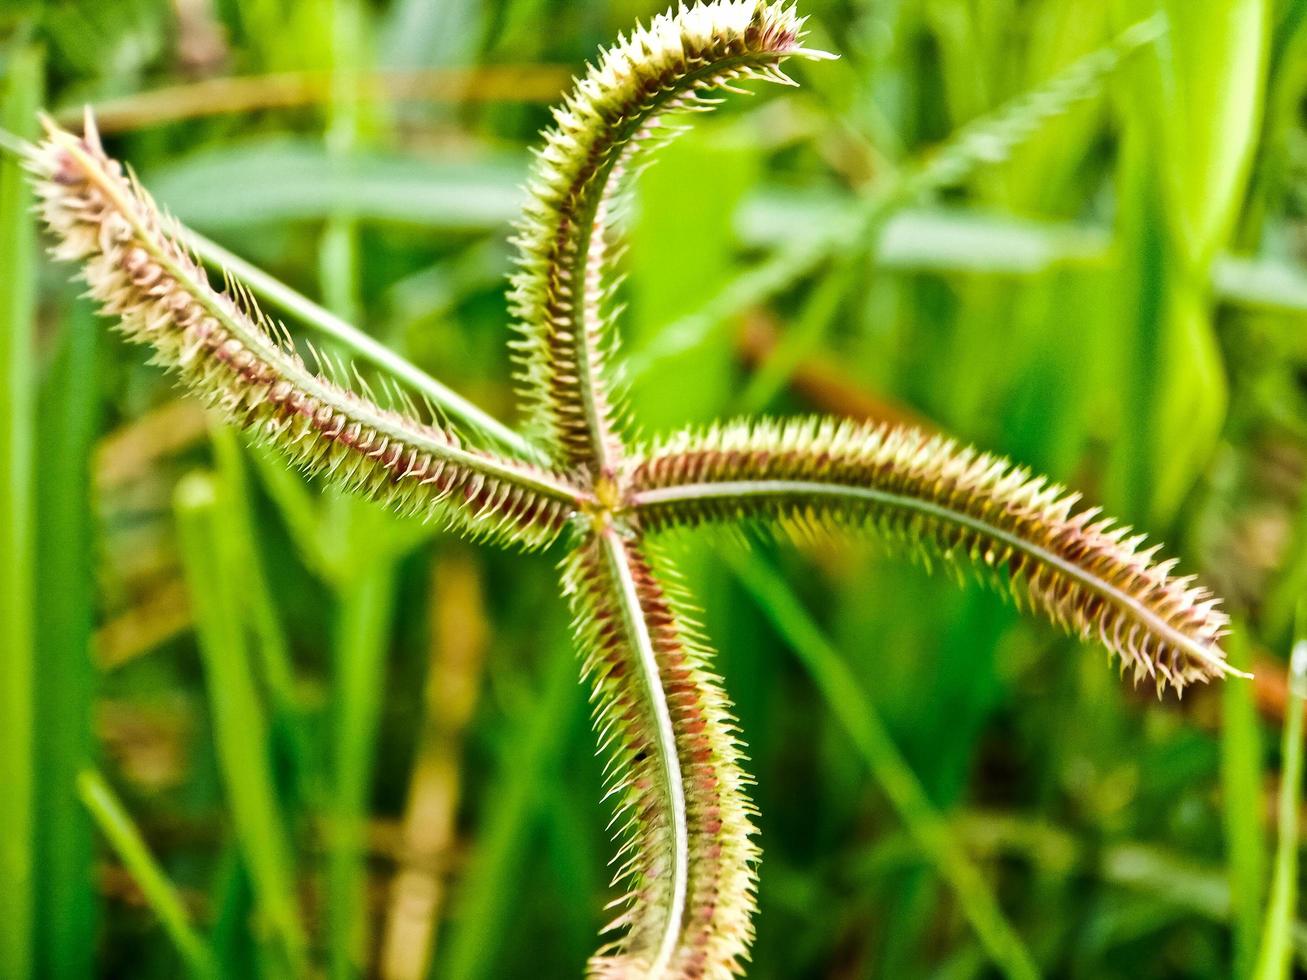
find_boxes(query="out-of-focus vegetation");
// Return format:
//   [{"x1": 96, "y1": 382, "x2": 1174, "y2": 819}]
[{"x1": 3, "y1": 0, "x2": 1307, "y2": 977}]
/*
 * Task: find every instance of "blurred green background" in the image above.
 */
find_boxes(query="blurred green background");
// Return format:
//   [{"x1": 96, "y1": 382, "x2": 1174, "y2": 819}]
[{"x1": 4, "y1": 0, "x2": 1307, "y2": 977}]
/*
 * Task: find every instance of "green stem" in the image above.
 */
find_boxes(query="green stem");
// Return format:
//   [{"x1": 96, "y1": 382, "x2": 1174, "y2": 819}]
[
  {"x1": 327, "y1": 546, "x2": 398, "y2": 979},
  {"x1": 175, "y1": 472, "x2": 308, "y2": 978},
  {"x1": 1253, "y1": 599, "x2": 1307, "y2": 980},
  {"x1": 210, "y1": 426, "x2": 321, "y2": 811},
  {"x1": 1222, "y1": 624, "x2": 1266, "y2": 978},
  {"x1": 321, "y1": 13, "x2": 404, "y2": 976},
  {"x1": 34, "y1": 302, "x2": 102, "y2": 978},
  {"x1": 0, "y1": 46, "x2": 40, "y2": 980},
  {"x1": 184, "y1": 230, "x2": 536, "y2": 460}
]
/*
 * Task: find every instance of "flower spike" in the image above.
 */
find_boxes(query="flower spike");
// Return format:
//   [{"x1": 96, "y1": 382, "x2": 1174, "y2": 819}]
[
  {"x1": 628, "y1": 417, "x2": 1238, "y2": 695},
  {"x1": 30, "y1": 112, "x2": 584, "y2": 550},
  {"x1": 508, "y1": 1, "x2": 824, "y2": 478},
  {"x1": 563, "y1": 530, "x2": 758, "y2": 979}
]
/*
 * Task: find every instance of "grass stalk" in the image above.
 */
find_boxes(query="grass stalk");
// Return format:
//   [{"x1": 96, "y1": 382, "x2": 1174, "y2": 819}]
[
  {"x1": 175, "y1": 471, "x2": 308, "y2": 978},
  {"x1": 318, "y1": 9, "x2": 410, "y2": 975},
  {"x1": 210, "y1": 426, "x2": 320, "y2": 808},
  {"x1": 327, "y1": 550, "x2": 399, "y2": 978},
  {"x1": 78, "y1": 769, "x2": 218, "y2": 979},
  {"x1": 1253, "y1": 598, "x2": 1307, "y2": 980},
  {"x1": 33, "y1": 301, "x2": 101, "y2": 978},
  {"x1": 0, "y1": 45, "x2": 41, "y2": 980},
  {"x1": 1222, "y1": 623, "x2": 1266, "y2": 977}
]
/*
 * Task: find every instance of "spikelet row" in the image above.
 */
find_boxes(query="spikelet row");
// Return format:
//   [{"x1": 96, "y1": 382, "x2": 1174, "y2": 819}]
[
  {"x1": 508, "y1": 1, "x2": 812, "y2": 475},
  {"x1": 629, "y1": 417, "x2": 1235, "y2": 693},
  {"x1": 563, "y1": 532, "x2": 759, "y2": 979},
  {"x1": 30, "y1": 116, "x2": 581, "y2": 549}
]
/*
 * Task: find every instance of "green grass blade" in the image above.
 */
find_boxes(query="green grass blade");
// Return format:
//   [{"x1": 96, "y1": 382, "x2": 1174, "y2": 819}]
[
  {"x1": 209, "y1": 426, "x2": 319, "y2": 807},
  {"x1": 0, "y1": 44, "x2": 41, "y2": 980},
  {"x1": 248, "y1": 445, "x2": 336, "y2": 579},
  {"x1": 441, "y1": 643, "x2": 582, "y2": 980},
  {"x1": 33, "y1": 301, "x2": 102, "y2": 979},
  {"x1": 175, "y1": 471, "x2": 308, "y2": 978},
  {"x1": 728, "y1": 551, "x2": 1040, "y2": 980},
  {"x1": 327, "y1": 547, "x2": 399, "y2": 979},
  {"x1": 1222, "y1": 623, "x2": 1265, "y2": 977},
  {"x1": 209, "y1": 427, "x2": 299, "y2": 713},
  {"x1": 1254, "y1": 599, "x2": 1307, "y2": 980},
  {"x1": 318, "y1": 10, "x2": 409, "y2": 974},
  {"x1": 78, "y1": 769, "x2": 218, "y2": 979}
]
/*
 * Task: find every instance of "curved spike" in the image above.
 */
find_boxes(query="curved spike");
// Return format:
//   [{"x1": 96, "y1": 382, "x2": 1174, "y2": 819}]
[
  {"x1": 563, "y1": 529, "x2": 759, "y2": 979},
  {"x1": 30, "y1": 116, "x2": 583, "y2": 549},
  {"x1": 627, "y1": 417, "x2": 1237, "y2": 695},
  {"x1": 509, "y1": 1, "x2": 822, "y2": 477}
]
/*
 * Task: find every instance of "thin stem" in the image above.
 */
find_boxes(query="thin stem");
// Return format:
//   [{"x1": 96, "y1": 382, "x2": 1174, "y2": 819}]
[
  {"x1": 52, "y1": 65, "x2": 570, "y2": 133},
  {"x1": 1222, "y1": 623, "x2": 1266, "y2": 978},
  {"x1": 0, "y1": 48, "x2": 40, "y2": 980},
  {"x1": 1254, "y1": 599, "x2": 1307, "y2": 980},
  {"x1": 183, "y1": 230, "x2": 541, "y2": 461},
  {"x1": 174, "y1": 472, "x2": 308, "y2": 977},
  {"x1": 78, "y1": 770, "x2": 218, "y2": 979},
  {"x1": 728, "y1": 551, "x2": 1040, "y2": 980}
]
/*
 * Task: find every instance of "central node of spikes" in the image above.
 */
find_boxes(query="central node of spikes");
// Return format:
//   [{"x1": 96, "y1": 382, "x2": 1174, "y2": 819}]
[
  {"x1": 595, "y1": 474, "x2": 623, "y2": 512},
  {"x1": 581, "y1": 475, "x2": 627, "y2": 534}
]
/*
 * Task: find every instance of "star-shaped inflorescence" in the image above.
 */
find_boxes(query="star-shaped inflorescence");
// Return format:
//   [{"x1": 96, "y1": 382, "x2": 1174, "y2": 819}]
[{"x1": 28, "y1": 2, "x2": 1238, "y2": 977}]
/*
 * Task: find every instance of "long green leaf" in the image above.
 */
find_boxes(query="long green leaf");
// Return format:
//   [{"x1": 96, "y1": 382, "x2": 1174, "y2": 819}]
[
  {"x1": 174, "y1": 471, "x2": 308, "y2": 978},
  {"x1": 327, "y1": 543, "x2": 399, "y2": 979},
  {"x1": 78, "y1": 769, "x2": 218, "y2": 979},
  {"x1": 0, "y1": 45, "x2": 40, "y2": 980},
  {"x1": 320, "y1": 12, "x2": 407, "y2": 977},
  {"x1": 34, "y1": 301, "x2": 102, "y2": 979},
  {"x1": 209, "y1": 426, "x2": 318, "y2": 810}
]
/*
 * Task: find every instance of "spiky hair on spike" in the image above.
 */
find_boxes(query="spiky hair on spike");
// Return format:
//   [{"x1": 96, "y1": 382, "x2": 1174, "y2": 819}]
[
  {"x1": 628, "y1": 417, "x2": 1238, "y2": 694},
  {"x1": 563, "y1": 531, "x2": 759, "y2": 979},
  {"x1": 29, "y1": 112, "x2": 585, "y2": 550},
  {"x1": 508, "y1": 1, "x2": 828, "y2": 478}
]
